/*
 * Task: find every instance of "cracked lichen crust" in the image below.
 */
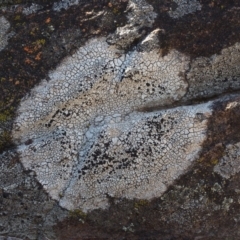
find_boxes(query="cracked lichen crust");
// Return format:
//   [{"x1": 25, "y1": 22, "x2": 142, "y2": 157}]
[
  {"x1": 184, "y1": 43, "x2": 240, "y2": 101},
  {"x1": 13, "y1": 35, "x2": 189, "y2": 141},
  {"x1": 11, "y1": 0, "x2": 240, "y2": 211},
  {"x1": 60, "y1": 103, "x2": 211, "y2": 211},
  {"x1": 0, "y1": 16, "x2": 13, "y2": 52},
  {"x1": 168, "y1": 0, "x2": 202, "y2": 19},
  {"x1": 12, "y1": 33, "x2": 202, "y2": 211}
]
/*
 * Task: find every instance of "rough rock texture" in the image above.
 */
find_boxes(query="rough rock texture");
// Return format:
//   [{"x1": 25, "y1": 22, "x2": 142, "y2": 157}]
[
  {"x1": 107, "y1": 0, "x2": 157, "y2": 48},
  {"x1": 0, "y1": 151, "x2": 67, "y2": 240},
  {"x1": 0, "y1": 0, "x2": 240, "y2": 239},
  {"x1": 214, "y1": 141, "x2": 240, "y2": 179},
  {"x1": 183, "y1": 43, "x2": 240, "y2": 101},
  {"x1": 168, "y1": 0, "x2": 202, "y2": 19},
  {"x1": 0, "y1": 16, "x2": 13, "y2": 52}
]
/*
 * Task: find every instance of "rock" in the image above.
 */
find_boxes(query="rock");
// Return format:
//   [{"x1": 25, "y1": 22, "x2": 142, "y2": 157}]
[
  {"x1": 0, "y1": 16, "x2": 13, "y2": 52},
  {"x1": 0, "y1": 0, "x2": 240, "y2": 239},
  {"x1": 168, "y1": 0, "x2": 202, "y2": 19},
  {"x1": 214, "y1": 142, "x2": 240, "y2": 179}
]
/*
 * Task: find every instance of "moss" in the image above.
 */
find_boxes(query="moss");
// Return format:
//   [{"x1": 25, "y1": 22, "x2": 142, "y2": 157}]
[
  {"x1": 134, "y1": 199, "x2": 149, "y2": 209},
  {"x1": 30, "y1": 27, "x2": 39, "y2": 36},
  {"x1": 210, "y1": 159, "x2": 219, "y2": 165},
  {"x1": 34, "y1": 39, "x2": 46, "y2": 46},
  {"x1": 0, "y1": 108, "x2": 13, "y2": 122},
  {"x1": 113, "y1": 7, "x2": 120, "y2": 15},
  {"x1": 198, "y1": 157, "x2": 220, "y2": 167},
  {"x1": 197, "y1": 145, "x2": 225, "y2": 168},
  {"x1": 14, "y1": 15, "x2": 21, "y2": 21},
  {"x1": 68, "y1": 209, "x2": 87, "y2": 221},
  {"x1": 0, "y1": 130, "x2": 12, "y2": 152},
  {"x1": 0, "y1": 101, "x2": 14, "y2": 152}
]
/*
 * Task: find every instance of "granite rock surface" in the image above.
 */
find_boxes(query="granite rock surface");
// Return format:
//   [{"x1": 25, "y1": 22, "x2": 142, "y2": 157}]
[{"x1": 0, "y1": 0, "x2": 240, "y2": 239}]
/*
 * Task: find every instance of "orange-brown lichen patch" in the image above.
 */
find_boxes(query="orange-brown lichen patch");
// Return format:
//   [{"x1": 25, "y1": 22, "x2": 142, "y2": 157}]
[
  {"x1": 45, "y1": 17, "x2": 51, "y2": 24},
  {"x1": 35, "y1": 52, "x2": 42, "y2": 61},
  {"x1": 24, "y1": 58, "x2": 34, "y2": 65},
  {"x1": 23, "y1": 46, "x2": 34, "y2": 54}
]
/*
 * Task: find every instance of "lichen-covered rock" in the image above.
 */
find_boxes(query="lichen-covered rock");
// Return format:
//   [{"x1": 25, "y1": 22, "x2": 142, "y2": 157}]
[
  {"x1": 22, "y1": 3, "x2": 43, "y2": 15},
  {"x1": 0, "y1": 150, "x2": 67, "y2": 239},
  {"x1": 13, "y1": 35, "x2": 189, "y2": 139},
  {"x1": 168, "y1": 0, "x2": 202, "y2": 18},
  {"x1": 0, "y1": 16, "x2": 13, "y2": 52},
  {"x1": 12, "y1": 34, "x2": 192, "y2": 211},
  {"x1": 60, "y1": 102, "x2": 212, "y2": 211},
  {"x1": 107, "y1": 0, "x2": 157, "y2": 49},
  {"x1": 214, "y1": 142, "x2": 240, "y2": 179},
  {"x1": 0, "y1": 0, "x2": 240, "y2": 238},
  {"x1": 52, "y1": 0, "x2": 83, "y2": 11},
  {"x1": 184, "y1": 43, "x2": 240, "y2": 101}
]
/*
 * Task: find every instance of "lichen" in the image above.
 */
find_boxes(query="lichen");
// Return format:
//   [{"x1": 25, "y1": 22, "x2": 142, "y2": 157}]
[
  {"x1": 168, "y1": 0, "x2": 202, "y2": 19},
  {"x1": 0, "y1": 130, "x2": 12, "y2": 152},
  {"x1": 0, "y1": 16, "x2": 13, "y2": 52},
  {"x1": 13, "y1": 35, "x2": 211, "y2": 212},
  {"x1": 214, "y1": 142, "x2": 240, "y2": 179},
  {"x1": 134, "y1": 199, "x2": 149, "y2": 209},
  {"x1": 107, "y1": 0, "x2": 157, "y2": 49},
  {"x1": 34, "y1": 38, "x2": 46, "y2": 46},
  {"x1": 0, "y1": 108, "x2": 13, "y2": 122},
  {"x1": 69, "y1": 209, "x2": 87, "y2": 221},
  {"x1": 14, "y1": 15, "x2": 21, "y2": 21},
  {"x1": 0, "y1": 105, "x2": 14, "y2": 152},
  {"x1": 8, "y1": 0, "x2": 240, "y2": 214}
]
